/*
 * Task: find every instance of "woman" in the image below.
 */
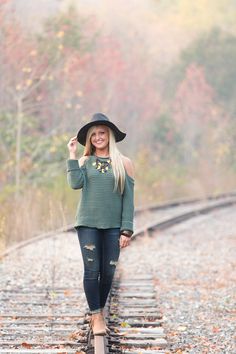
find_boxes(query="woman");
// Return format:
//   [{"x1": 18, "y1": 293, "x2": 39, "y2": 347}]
[{"x1": 66, "y1": 113, "x2": 135, "y2": 335}]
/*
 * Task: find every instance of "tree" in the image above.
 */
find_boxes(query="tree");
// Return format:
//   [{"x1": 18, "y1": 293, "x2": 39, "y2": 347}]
[
  {"x1": 150, "y1": 113, "x2": 183, "y2": 161},
  {"x1": 0, "y1": 15, "x2": 48, "y2": 195},
  {"x1": 172, "y1": 63, "x2": 215, "y2": 164},
  {"x1": 164, "y1": 28, "x2": 236, "y2": 117},
  {"x1": 0, "y1": 5, "x2": 95, "y2": 195}
]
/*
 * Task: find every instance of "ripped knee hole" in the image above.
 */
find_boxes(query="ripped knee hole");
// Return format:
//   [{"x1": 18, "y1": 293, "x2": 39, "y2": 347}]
[{"x1": 83, "y1": 244, "x2": 96, "y2": 251}]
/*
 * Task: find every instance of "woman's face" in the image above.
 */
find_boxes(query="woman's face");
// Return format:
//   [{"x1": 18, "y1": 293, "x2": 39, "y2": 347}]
[{"x1": 90, "y1": 125, "x2": 109, "y2": 150}]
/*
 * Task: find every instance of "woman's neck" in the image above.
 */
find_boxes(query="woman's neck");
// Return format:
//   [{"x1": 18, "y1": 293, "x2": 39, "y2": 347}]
[
  {"x1": 94, "y1": 154, "x2": 110, "y2": 158},
  {"x1": 94, "y1": 148, "x2": 110, "y2": 157}
]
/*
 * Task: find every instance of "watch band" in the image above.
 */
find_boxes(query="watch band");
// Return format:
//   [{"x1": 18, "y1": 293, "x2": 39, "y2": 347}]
[{"x1": 120, "y1": 230, "x2": 133, "y2": 237}]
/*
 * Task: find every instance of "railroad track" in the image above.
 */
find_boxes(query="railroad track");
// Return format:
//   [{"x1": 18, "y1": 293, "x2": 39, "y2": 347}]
[
  {"x1": 2, "y1": 190, "x2": 236, "y2": 259},
  {"x1": 107, "y1": 273, "x2": 167, "y2": 354},
  {"x1": 1, "y1": 191, "x2": 236, "y2": 353}
]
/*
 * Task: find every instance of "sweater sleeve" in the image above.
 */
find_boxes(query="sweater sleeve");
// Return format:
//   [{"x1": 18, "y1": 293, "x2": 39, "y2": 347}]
[
  {"x1": 120, "y1": 173, "x2": 135, "y2": 233},
  {"x1": 66, "y1": 159, "x2": 86, "y2": 190}
]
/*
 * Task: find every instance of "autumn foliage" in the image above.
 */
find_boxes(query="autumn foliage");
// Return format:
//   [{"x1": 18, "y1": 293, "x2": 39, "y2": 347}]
[{"x1": 0, "y1": 1, "x2": 236, "y2": 250}]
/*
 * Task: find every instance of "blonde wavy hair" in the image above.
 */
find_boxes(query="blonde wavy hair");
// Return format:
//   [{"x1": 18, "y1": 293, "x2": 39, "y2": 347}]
[{"x1": 83, "y1": 125, "x2": 126, "y2": 194}]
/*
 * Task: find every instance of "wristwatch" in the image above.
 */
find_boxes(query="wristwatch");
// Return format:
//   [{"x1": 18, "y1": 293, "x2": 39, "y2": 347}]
[{"x1": 120, "y1": 230, "x2": 133, "y2": 238}]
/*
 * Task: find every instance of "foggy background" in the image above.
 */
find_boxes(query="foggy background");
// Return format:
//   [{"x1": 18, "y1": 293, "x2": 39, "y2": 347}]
[{"x1": 0, "y1": 0, "x2": 236, "y2": 250}]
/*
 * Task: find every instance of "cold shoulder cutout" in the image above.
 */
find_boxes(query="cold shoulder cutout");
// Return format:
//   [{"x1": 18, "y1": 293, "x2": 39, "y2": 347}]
[{"x1": 66, "y1": 154, "x2": 134, "y2": 233}]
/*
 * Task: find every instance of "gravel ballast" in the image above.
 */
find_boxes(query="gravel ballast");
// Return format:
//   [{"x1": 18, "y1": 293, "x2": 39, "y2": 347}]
[
  {"x1": 119, "y1": 206, "x2": 236, "y2": 354},
  {"x1": 0, "y1": 205, "x2": 235, "y2": 353}
]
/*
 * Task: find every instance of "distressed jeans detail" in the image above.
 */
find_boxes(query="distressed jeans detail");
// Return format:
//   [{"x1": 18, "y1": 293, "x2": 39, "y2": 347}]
[{"x1": 75, "y1": 226, "x2": 121, "y2": 313}]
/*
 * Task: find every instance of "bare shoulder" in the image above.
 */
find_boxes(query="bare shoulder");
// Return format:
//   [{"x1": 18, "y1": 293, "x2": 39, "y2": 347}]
[
  {"x1": 121, "y1": 155, "x2": 135, "y2": 179},
  {"x1": 78, "y1": 155, "x2": 89, "y2": 167}
]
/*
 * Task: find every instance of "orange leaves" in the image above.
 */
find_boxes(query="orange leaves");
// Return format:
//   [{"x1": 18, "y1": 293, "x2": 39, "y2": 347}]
[
  {"x1": 25, "y1": 79, "x2": 32, "y2": 87},
  {"x1": 22, "y1": 67, "x2": 32, "y2": 73},
  {"x1": 212, "y1": 326, "x2": 220, "y2": 333},
  {"x1": 63, "y1": 289, "x2": 72, "y2": 296},
  {"x1": 76, "y1": 90, "x2": 83, "y2": 97},
  {"x1": 21, "y1": 342, "x2": 32, "y2": 349},
  {"x1": 57, "y1": 31, "x2": 65, "y2": 38},
  {"x1": 173, "y1": 63, "x2": 215, "y2": 125},
  {"x1": 68, "y1": 330, "x2": 81, "y2": 340},
  {"x1": 30, "y1": 50, "x2": 37, "y2": 56}
]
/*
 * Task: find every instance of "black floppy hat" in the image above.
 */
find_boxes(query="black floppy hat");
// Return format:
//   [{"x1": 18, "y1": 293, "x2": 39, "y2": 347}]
[{"x1": 76, "y1": 113, "x2": 126, "y2": 146}]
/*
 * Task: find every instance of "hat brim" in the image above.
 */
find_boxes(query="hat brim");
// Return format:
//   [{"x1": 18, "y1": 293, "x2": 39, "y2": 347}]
[{"x1": 77, "y1": 120, "x2": 126, "y2": 146}]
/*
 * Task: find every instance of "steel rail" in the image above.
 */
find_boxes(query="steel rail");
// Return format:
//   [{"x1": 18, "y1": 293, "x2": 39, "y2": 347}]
[
  {"x1": 1, "y1": 189, "x2": 236, "y2": 259},
  {"x1": 1, "y1": 193, "x2": 236, "y2": 353},
  {"x1": 89, "y1": 195, "x2": 236, "y2": 354}
]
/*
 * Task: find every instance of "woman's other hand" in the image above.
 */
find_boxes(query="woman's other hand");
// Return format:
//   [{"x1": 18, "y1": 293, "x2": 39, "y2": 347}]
[{"x1": 119, "y1": 234, "x2": 131, "y2": 248}]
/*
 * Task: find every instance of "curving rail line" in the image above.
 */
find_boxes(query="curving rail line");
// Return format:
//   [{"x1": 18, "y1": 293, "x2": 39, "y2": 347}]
[{"x1": 0, "y1": 190, "x2": 236, "y2": 353}]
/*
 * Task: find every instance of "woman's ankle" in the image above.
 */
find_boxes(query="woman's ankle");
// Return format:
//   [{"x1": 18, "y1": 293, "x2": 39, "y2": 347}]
[{"x1": 90, "y1": 308, "x2": 103, "y2": 315}]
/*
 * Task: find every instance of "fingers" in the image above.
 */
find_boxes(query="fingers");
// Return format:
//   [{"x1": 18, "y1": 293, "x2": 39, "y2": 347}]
[
  {"x1": 119, "y1": 235, "x2": 131, "y2": 248},
  {"x1": 68, "y1": 136, "x2": 77, "y2": 144},
  {"x1": 67, "y1": 136, "x2": 78, "y2": 147}
]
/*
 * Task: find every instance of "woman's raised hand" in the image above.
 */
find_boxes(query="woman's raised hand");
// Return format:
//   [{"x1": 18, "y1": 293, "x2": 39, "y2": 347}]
[{"x1": 67, "y1": 136, "x2": 78, "y2": 154}]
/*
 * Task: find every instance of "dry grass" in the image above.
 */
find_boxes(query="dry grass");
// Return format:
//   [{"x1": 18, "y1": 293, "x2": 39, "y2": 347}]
[
  {"x1": 1, "y1": 187, "x2": 72, "y2": 251},
  {"x1": 1, "y1": 158, "x2": 236, "y2": 254}
]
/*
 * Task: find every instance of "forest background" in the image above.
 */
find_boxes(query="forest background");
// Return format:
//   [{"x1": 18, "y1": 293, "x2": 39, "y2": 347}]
[{"x1": 0, "y1": 0, "x2": 236, "y2": 252}]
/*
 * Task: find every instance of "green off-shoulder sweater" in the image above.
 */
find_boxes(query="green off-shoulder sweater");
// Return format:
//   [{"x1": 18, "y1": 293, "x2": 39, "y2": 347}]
[{"x1": 66, "y1": 155, "x2": 135, "y2": 233}]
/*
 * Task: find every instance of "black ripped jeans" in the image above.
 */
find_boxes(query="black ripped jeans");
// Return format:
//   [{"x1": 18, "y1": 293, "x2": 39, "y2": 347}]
[{"x1": 75, "y1": 226, "x2": 121, "y2": 314}]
